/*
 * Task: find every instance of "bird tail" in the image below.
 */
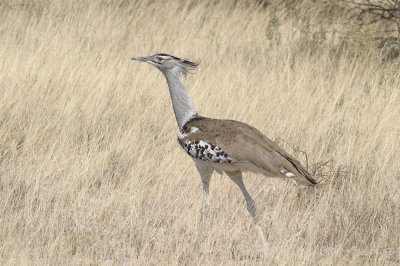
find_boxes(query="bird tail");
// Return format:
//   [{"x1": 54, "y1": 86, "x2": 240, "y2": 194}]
[
  {"x1": 292, "y1": 162, "x2": 318, "y2": 186},
  {"x1": 278, "y1": 152, "x2": 318, "y2": 186}
]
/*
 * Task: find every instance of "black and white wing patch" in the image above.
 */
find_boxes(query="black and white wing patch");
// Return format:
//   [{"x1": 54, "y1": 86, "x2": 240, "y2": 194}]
[
  {"x1": 180, "y1": 139, "x2": 236, "y2": 163},
  {"x1": 177, "y1": 127, "x2": 236, "y2": 163}
]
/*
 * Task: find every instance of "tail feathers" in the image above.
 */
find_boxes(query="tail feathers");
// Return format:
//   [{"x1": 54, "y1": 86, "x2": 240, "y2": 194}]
[
  {"x1": 280, "y1": 169, "x2": 296, "y2": 178},
  {"x1": 280, "y1": 168, "x2": 317, "y2": 186},
  {"x1": 278, "y1": 152, "x2": 318, "y2": 186}
]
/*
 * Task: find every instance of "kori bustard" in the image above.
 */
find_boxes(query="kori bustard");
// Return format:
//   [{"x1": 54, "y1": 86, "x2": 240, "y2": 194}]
[{"x1": 132, "y1": 53, "x2": 317, "y2": 253}]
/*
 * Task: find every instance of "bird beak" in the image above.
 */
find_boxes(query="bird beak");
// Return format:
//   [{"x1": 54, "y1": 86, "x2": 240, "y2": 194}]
[{"x1": 131, "y1": 56, "x2": 148, "y2": 62}]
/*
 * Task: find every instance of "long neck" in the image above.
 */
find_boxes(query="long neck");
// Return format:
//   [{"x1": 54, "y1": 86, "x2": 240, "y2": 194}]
[{"x1": 162, "y1": 69, "x2": 197, "y2": 130}]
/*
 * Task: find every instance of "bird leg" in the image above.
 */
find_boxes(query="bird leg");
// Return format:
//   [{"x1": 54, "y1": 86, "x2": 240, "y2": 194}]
[
  {"x1": 194, "y1": 161, "x2": 214, "y2": 256},
  {"x1": 227, "y1": 171, "x2": 269, "y2": 254}
]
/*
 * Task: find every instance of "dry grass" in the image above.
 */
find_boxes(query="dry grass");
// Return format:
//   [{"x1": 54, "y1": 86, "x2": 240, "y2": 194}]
[{"x1": 1, "y1": 0, "x2": 399, "y2": 264}]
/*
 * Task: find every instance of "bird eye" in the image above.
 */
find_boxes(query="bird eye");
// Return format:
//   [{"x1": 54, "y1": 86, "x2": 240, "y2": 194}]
[{"x1": 156, "y1": 57, "x2": 163, "y2": 62}]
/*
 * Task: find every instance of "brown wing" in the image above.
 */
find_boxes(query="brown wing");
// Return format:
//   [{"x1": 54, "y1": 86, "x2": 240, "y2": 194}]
[{"x1": 184, "y1": 118, "x2": 317, "y2": 186}]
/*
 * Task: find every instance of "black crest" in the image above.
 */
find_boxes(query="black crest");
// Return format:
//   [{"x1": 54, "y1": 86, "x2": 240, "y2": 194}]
[{"x1": 156, "y1": 53, "x2": 199, "y2": 75}]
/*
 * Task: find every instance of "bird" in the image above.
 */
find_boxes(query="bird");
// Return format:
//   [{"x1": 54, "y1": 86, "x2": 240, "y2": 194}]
[{"x1": 131, "y1": 53, "x2": 317, "y2": 254}]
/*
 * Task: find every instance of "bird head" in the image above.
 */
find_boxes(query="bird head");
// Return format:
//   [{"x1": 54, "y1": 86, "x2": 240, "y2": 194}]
[{"x1": 131, "y1": 53, "x2": 198, "y2": 76}]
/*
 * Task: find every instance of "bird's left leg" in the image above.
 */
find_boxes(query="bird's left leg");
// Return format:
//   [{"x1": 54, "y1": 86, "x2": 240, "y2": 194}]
[
  {"x1": 194, "y1": 160, "x2": 214, "y2": 256},
  {"x1": 227, "y1": 171, "x2": 268, "y2": 254}
]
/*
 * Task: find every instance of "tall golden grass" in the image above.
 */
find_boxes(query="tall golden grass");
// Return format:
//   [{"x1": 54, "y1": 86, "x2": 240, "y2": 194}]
[{"x1": 0, "y1": 0, "x2": 399, "y2": 264}]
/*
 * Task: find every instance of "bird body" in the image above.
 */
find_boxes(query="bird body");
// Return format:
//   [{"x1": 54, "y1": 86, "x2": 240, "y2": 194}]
[
  {"x1": 131, "y1": 53, "x2": 317, "y2": 254},
  {"x1": 178, "y1": 116, "x2": 317, "y2": 186}
]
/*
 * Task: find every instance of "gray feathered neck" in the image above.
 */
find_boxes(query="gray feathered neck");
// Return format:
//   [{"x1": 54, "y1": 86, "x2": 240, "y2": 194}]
[{"x1": 157, "y1": 54, "x2": 199, "y2": 130}]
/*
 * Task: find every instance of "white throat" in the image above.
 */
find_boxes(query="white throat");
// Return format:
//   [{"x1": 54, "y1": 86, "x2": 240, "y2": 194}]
[{"x1": 162, "y1": 69, "x2": 198, "y2": 130}]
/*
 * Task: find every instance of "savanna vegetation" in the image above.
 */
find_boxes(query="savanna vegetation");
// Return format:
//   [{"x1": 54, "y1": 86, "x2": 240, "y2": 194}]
[{"x1": 0, "y1": 0, "x2": 399, "y2": 264}]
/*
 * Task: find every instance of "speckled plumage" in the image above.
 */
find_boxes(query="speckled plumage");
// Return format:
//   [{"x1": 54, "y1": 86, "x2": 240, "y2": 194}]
[{"x1": 179, "y1": 138, "x2": 235, "y2": 163}]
